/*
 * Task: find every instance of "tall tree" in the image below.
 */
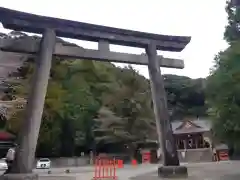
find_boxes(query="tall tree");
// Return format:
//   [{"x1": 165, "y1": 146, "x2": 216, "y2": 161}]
[
  {"x1": 206, "y1": 0, "x2": 240, "y2": 152},
  {"x1": 207, "y1": 42, "x2": 240, "y2": 151},
  {"x1": 225, "y1": 0, "x2": 240, "y2": 43}
]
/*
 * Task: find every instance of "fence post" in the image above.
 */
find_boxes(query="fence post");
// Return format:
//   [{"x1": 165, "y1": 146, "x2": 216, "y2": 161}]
[{"x1": 93, "y1": 157, "x2": 118, "y2": 180}]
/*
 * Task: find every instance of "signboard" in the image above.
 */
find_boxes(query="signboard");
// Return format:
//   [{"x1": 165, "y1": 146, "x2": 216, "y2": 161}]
[{"x1": 142, "y1": 152, "x2": 151, "y2": 163}]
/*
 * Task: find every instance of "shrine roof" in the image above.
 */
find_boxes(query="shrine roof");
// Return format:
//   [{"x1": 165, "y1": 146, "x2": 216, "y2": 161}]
[{"x1": 171, "y1": 119, "x2": 211, "y2": 135}]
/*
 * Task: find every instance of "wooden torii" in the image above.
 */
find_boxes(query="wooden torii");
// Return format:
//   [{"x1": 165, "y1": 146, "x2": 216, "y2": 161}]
[{"x1": 0, "y1": 7, "x2": 191, "y2": 179}]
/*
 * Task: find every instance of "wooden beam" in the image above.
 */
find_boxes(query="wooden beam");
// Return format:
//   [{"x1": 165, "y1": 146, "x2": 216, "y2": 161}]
[
  {"x1": 0, "y1": 38, "x2": 184, "y2": 69},
  {"x1": 0, "y1": 7, "x2": 191, "y2": 52}
]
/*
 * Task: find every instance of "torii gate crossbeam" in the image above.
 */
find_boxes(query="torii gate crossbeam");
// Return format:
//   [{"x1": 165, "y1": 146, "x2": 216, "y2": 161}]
[{"x1": 0, "y1": 7, "x2": 191, "y2": 179}]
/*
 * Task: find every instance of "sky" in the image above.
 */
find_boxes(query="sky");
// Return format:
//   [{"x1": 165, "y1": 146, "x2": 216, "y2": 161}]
[{"x1": 0, "y1": 0, "x2": 229, "y2": 79}]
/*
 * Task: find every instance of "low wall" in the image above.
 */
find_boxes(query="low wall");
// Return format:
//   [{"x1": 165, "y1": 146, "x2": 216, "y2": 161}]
[
  {"x1": 35, "y1": 157, "x2": 90, "y2": 168},
  {"x1": 36, "y1": 154, "x2": 131, "y2": 168},
  {"x1": 177, "y1": 148, "x2": 213, "y2": 162},
  {"x1": 35, "y1": 149, "x2": 213, "y2": 167},
  {"x1": 50, "y1": 157, "x2": 90, "y2": 167}
]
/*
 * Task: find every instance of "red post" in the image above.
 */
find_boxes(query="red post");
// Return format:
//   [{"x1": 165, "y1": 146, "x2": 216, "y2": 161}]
[
  {"x1": 102, "y1": 159, "x2": 105, "y2": 178},
  {"x1": 117, "y1": 160, "x2": 123, "y2": 168},
  {"x1": 106, "y1": 159, "x2": 109, "y2": 178},
  {"x1": 99, "y1": 158, "x2": 102, "y2": 178},
  {"x1": 93, "y1": 157, "x2": 118, "y2": 180},
  {"x1": 113, "y1": 159, "x2": 116, "y2": 180},
  {"x1": 131, "y1": 159, "x2": 137, "y2": 166}
]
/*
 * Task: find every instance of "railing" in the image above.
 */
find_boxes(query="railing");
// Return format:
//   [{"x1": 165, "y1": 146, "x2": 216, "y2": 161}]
[{"x1": 93, "y1": 157, "x2": 118, "y2": 180}]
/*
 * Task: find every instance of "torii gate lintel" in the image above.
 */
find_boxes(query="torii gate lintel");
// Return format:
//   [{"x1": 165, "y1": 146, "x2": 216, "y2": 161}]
[{"x1": 0, "y1": 7, "x2": 191, "y2": 179}]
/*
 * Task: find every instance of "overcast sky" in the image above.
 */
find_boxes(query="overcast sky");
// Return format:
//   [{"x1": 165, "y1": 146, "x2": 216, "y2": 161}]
[{"x1": 0, "y1": 0, "x2": 229, "y2": 79}]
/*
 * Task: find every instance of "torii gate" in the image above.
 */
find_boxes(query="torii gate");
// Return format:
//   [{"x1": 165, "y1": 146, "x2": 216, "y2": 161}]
[{"x1": 0, "y1": 7, "x2": 191, "y2": 179}]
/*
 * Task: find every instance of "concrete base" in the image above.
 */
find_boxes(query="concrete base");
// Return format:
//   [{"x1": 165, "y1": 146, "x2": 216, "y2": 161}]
[
  {"x1": 0, "y1": 173, "x2": 38, "y2": 180},
  {"x1": 158, "y1": 166, "x2": 188, "y2": 178}
]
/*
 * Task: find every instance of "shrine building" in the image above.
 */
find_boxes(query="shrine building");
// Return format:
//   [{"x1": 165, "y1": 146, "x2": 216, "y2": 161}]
[
  {"x1": 171, "y1": 118, "x2": 214, "y2": 162},
  {"x1": 172, "y1": 119, "x2": 212, "y2": 150}
]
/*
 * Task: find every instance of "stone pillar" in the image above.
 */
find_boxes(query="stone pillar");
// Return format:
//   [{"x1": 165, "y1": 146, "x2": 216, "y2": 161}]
[
  {"x1": 196, "y1": 137, "x2": 198, "y2": 149},
  {"x1": 146, "y1": 42, "x2": 187, "y2": 178},
  {"x1": 184, "y1": 140, "x2": 187, "y2": 149},
  {"x1": 9, "y1": 29, "x2": 56, "y2": 175}
]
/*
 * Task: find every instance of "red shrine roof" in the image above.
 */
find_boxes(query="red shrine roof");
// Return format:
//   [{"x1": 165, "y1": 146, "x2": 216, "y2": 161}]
[
  {"x1": 0, "y1": 131, "x2": 15, "y2": 140},
  {"x1": 171, "y1": 119, "x2": 211, "y2": 135}
]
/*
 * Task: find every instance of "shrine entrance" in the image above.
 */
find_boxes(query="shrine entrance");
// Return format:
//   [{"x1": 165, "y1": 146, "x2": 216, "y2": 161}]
[
  {"x1": 175, "y1": 133, "x2": 210, "y2": 150},
  {"x1": 0, "y1": 7, "x2": 191, "y2": 178},
  {"x1": 171, "y1": 119, "x2": 213, "y2": 162}
]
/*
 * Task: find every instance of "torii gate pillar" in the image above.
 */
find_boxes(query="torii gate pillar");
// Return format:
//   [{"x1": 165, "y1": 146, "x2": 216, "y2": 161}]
[
  {"x1": 0, "y1": 7, "x2": 191, "y2": 180},
  {"x1": 146, "y1": 43, "x2": 188, "y2": 178},
  {"x1": 4, "y1": 29, "x2": 56, "y2": 180}
]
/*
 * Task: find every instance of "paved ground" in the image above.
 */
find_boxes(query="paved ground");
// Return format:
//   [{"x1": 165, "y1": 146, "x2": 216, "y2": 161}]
[
  {"x1": 2, "y1": 161, "x2": 240, "y2": 179},
  {"x1": 131, "y1": 161, "x2": 240, "y2": 180},
  {"x1": 37, "y1": 164, "x2": 158, "y2": 180},
  {"x1": 34, "y1": 166, "x2": 94, "y2": 174},
  {"x1": 37, "y1": 161, "x2": 238, "y2": 180}
]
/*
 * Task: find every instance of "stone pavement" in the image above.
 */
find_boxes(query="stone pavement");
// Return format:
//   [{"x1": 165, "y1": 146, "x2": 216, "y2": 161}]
[
  {"x1": 34, "y1": 166, "x2": 94, "y2": 174},
  {"x1": 131, "y1": 161, "x2": 240, "y2": 180},
  {"x1": 38, "y1": 164, "x2": 158, "y2": 180},
  {"x1": 9, "y1": 161, "x2": 239, "y2": 180}
]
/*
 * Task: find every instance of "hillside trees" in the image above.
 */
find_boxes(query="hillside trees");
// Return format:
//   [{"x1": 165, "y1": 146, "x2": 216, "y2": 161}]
[
  {"x1": 164, "y1": 75, "x2": 206, "y2": 120},
  {"x1": 1, "y1": 31, "x2": 207, "y2": 157}
]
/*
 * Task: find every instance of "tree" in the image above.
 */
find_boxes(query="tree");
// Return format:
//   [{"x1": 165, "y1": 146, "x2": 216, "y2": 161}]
[
  {"x1": 163, "y1": 75, "x2": 206, "y2": 120},
  {"x1": 94, "y1": 106, "x2": 153, "y2": 157},
  {"x1": 6, "y1": 56, "x2": 67, "y2": 157},
  {"x1": 206, "y1": 0, "x2": 240, "y2": 152},
  {"x1": 224, "y1": 0, "x2": 240, "y2": 43},
  {"x1": 207, "y1": 42, "x2": 240, "y2": 151},
  {"x1": 58, "y1": 60, "x2": 112, "y2": 155},
  {"x1": 1, "y1": 31, "x2": 209, "y2": 157},
  {"x1": 98, "y1": 66, "x2": 156, "y2": 157}
]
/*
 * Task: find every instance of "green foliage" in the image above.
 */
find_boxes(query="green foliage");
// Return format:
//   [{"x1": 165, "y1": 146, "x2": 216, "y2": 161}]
[
  {"x1": 206, "y1": 1, "x2": 240, "y2": 152},
  {"x1": 164, "y1": 75, "x2": 206, "y2": 120},
  {"x1": 224, "y1": 0, "x2": 240, "y2": 43},
  {"x1": 3, "y1": 32, "x2": 208, "y2": 157},
  {"x1": 207, "y1": 42, "x2": 240, "y2": 150}
]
